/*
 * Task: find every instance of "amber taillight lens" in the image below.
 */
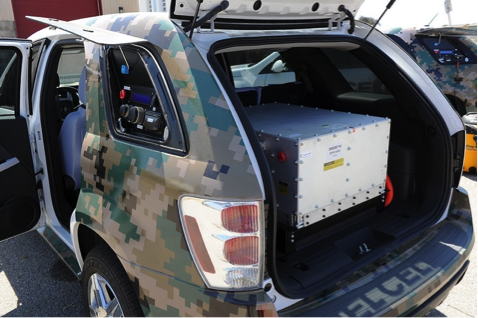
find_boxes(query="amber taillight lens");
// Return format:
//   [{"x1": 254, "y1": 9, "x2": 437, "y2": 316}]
[{"x1": 184, "y1": 215, "x2": 216, "y2": 273}]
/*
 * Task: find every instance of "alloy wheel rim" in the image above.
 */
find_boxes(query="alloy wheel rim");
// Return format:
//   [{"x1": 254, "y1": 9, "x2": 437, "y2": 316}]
[{"x1": 87, "y1": 273, "x2": 124, "y2": 317}]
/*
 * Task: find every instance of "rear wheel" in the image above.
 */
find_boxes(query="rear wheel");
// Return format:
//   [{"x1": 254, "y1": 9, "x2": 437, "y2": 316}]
[{"x1": 81, "y1": 244, "x2": 143, "y2": 317}]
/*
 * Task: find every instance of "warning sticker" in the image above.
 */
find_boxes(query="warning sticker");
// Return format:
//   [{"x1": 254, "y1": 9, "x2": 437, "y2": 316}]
[
  {"x1": 279, "y1": 181, "x2": 288, "y2": 195},
  {"x1": 324, "y1": 158, "x2": 344, "y2": 171},
  {"x1": 326, "y1": 143, "x2": 343, "y2": 161},
  {"x1": 466, "y1": 144, "x2": 477, "y2": 151}
]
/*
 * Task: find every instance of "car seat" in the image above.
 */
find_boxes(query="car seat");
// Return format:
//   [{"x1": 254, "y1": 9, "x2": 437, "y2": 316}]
[{"x1": 57, "y1": 67, "x2": 87, "y2": 190}]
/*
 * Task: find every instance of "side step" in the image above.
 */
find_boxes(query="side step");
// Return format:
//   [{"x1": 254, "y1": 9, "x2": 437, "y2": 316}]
[{"x1": 37, "y1": 225, "x2": 81, "y2": 277}]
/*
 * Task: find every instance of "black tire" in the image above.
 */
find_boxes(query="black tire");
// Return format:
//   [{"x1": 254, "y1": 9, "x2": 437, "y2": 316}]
[{"x1": 81, "y1": 244, "x2": 144, "y2": 317}]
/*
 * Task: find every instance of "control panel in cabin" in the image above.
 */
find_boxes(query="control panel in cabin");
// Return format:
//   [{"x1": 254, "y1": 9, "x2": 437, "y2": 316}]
[
  {"x1": 107, "y1": 46, "x2": 169, "y2": 142},
  {"x1": 117, "y1": 85, "x2": 168, "y2": 139}
]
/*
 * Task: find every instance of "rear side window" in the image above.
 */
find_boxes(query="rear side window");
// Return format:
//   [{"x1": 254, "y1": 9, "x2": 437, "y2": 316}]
[
  {"x1": 226, "y1": 50, "x2": 296, "y2": 88},
  {"x1": 105, "y1": 45, "x2": 184, "y2": 152},
  {"x1": 0, "y1": 48, "x2": 21, "y2": 116},
  {"x1": 322, "y1": 49, "x2": 391, "y2": 95}
]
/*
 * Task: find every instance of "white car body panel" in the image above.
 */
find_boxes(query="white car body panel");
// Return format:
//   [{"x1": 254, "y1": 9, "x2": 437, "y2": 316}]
[
  {"x1": 27, "y1": 16, "x2": 147, "y2": 45},
  {"x1": 173, "y1": 0, "x2": 364, "y2": 20}
]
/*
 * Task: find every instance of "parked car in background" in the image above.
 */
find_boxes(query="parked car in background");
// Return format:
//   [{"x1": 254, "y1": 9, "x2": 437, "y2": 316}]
[
  {"x1": 0, "y1": 0, "x2": 474, "y2": 316},
  {"x1": 387, "y1": 25, "x2": 477, "y2": 173},
  {"x1": 387, "y1": 24, "x2": 477, "y2": 115}
]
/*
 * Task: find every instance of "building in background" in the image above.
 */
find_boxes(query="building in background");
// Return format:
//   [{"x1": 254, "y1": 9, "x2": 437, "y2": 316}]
[
  {"x1": 0, "y1": 0, "x2": 16, "y2": 37},
  {"x1": 0, "y1": 0, "x2": 171, "y2": 38},
  {"x1": 139, "y1": 0, "x2": 170, "y2": 12}
]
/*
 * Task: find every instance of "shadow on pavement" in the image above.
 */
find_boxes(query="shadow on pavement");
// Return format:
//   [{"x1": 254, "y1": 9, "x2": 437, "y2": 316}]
[{"x1": 0, "y1": 231, "x2": 83, "y2": 317}]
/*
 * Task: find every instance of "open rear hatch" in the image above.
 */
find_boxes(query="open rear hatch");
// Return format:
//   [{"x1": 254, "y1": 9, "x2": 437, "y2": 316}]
[{"x1": 209, "y1": 34, "x2": 461, "y2": 300}]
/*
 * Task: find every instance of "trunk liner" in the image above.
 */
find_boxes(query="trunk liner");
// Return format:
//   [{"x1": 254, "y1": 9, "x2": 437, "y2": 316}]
[
  {"x1": 279, "y1": 222, "x2": 469, "y2": 316},
  {"x1": 277, "y1": 246, "x2": 353, "y2": 290}
]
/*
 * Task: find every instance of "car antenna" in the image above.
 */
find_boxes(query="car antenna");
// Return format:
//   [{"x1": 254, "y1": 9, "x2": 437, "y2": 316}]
[
  {"x1": 184, "y1": 1, "x2": 230, "y2": 38},
  {"x1": 364, "y1": 0, "x2": 396, "y2": 40},
  {"x1": 426, "y1": 13, "x2": 439, "y2": 26},
  {"x1": 188, "y1": 0, "x2": 203, "y2": 39}
]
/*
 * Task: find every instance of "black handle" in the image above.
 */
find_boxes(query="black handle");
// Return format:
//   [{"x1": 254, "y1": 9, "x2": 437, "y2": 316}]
[
  {"x1": 184, "y1": 1, "x2": 229, "y2": 33},
  {"x1": 338, "y1": 5, "x2": 355, "y2": 34}
]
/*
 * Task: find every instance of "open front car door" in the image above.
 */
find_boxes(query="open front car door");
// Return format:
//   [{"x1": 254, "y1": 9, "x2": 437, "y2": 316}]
[{"x1": 0, "y1": 39, "x2": 43, "y2": 241}]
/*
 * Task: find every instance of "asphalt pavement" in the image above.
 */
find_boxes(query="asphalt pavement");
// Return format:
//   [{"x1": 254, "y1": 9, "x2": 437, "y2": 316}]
[
  {"x1": 0, "y1": 173, "x2": 476, "y2": 317},
  {"x1": 0, "y1": 231, "x2": 83, "y2": 316}
]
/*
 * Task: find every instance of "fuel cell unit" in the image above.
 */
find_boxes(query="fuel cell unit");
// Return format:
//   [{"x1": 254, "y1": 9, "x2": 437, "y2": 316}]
[{"x1": 245, "y1": 103, "x2": 391, "y2": 229}]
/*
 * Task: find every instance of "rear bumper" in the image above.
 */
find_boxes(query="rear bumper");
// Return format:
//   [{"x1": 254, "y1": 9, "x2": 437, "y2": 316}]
[
  {"x1": 406, "y1": 260, "x2": 469, "y2": 317},
  {"x1": 278, "y1": 187, "x2": 474, "y2": 317}
]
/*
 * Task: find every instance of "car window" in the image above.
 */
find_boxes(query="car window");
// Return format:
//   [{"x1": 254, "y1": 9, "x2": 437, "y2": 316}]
[
  {"x1": 226, "y1": 51, "x2": 296, "y2": 88},
  {"x1": 57, "y1": 47, "x2": 85, "y2": 87},
  {"x1": 105, "y1": 45, "x2": 184, "y2": 151},
  {"x1": 321, "y1": 48, "x2": 391, "y2": 95},
  {"x1": 0, "y1": 48, "x2": 21, "y2": 116}
]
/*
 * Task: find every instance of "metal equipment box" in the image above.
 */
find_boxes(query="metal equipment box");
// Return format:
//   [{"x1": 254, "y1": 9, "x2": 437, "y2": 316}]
[{"x1": 245, "y1": 103, "x2": 391, "y2": 229}]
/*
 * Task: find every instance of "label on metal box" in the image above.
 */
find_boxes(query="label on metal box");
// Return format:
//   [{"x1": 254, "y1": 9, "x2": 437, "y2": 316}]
[{"x1": 324, "y1": 158, "x2": 344, "y2": 171}]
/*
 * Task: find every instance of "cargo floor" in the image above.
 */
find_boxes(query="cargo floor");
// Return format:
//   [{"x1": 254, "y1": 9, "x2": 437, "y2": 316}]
[{"x1": 275, "y1": 199, "x2": 423, "y2": 291}]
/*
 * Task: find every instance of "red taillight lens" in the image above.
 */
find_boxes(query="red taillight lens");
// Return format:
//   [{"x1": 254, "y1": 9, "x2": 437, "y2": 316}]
[
  {"x1": 224, "y1": 236, "x2": 259, "y2": 265},
  {"x1": 221, "y1": 205, "x2": 258, "y2": 233},
  {"x1": 184, "y1": 216, "x2": 215, "y2": 273}
]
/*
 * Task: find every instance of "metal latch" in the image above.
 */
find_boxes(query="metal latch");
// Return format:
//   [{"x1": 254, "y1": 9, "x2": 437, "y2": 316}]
[{"x1": 358, "y1": 243, "x2": 371, "y2": 254}]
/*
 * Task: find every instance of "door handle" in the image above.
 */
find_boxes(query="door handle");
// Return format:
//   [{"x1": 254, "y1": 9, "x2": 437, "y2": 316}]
[{"x1": 0, "y1": 157, "x2": 19, "y2": 173}]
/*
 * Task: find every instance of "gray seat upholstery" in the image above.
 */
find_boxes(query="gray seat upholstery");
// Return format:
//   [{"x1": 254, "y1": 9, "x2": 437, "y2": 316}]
[{"x1": 57, "y1": 67, "x2": 87, "y2": 190}]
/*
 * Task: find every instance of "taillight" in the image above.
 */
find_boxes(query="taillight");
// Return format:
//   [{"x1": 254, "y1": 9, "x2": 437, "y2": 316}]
[
  {"x1": 224, "y1": 237, "x2": 259, "y2": 265},
  {"x1": 451, "y1": 130, "x2": 466, "y2": 188},
  {"x1": 179, "y1": 196, "x2": 264, "y2": 290},
  {"x1": 221, "y1": 205, "x2": 258, "y2": 233}
]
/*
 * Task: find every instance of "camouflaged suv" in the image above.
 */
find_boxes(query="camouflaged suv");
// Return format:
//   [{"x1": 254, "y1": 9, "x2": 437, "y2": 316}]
[{"x1": 0, "y1": 0, "x2": 474, "y2": 316}]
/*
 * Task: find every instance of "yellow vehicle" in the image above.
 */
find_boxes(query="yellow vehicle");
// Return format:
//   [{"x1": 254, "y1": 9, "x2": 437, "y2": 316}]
[{"x1": 463, "y1": 113, "x2": 477, "y2": 173}]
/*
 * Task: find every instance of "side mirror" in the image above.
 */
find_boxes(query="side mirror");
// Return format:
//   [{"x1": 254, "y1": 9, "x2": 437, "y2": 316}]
[{"x1": 271, "y1": 60, "x2": 285, "y2": 73}]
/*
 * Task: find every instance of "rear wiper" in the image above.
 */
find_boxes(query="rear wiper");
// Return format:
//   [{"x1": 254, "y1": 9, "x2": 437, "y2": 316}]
[
  {"x1": 364, "y1": 0, "x2": 396, "y2": 40},
  {"x1": 184, "y1": 0, "x2": 230, "y2": 38}
]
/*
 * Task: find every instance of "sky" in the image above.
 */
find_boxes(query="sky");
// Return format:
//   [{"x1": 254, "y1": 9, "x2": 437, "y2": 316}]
[{"x1": 356, "y1": 0, "x2": 478, "y2": 30}]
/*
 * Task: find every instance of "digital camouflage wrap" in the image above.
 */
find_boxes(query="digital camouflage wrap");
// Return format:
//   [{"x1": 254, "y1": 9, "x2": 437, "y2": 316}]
[
  {"x1": 73, "y1": 13, "x2": 271, "y2": 317},
  {"x1": 388, "y1": 26, "x2": 477, "y2": 113},
  {"x1": 38, "y1": 226, "x2": 81, "y2": 276}
]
